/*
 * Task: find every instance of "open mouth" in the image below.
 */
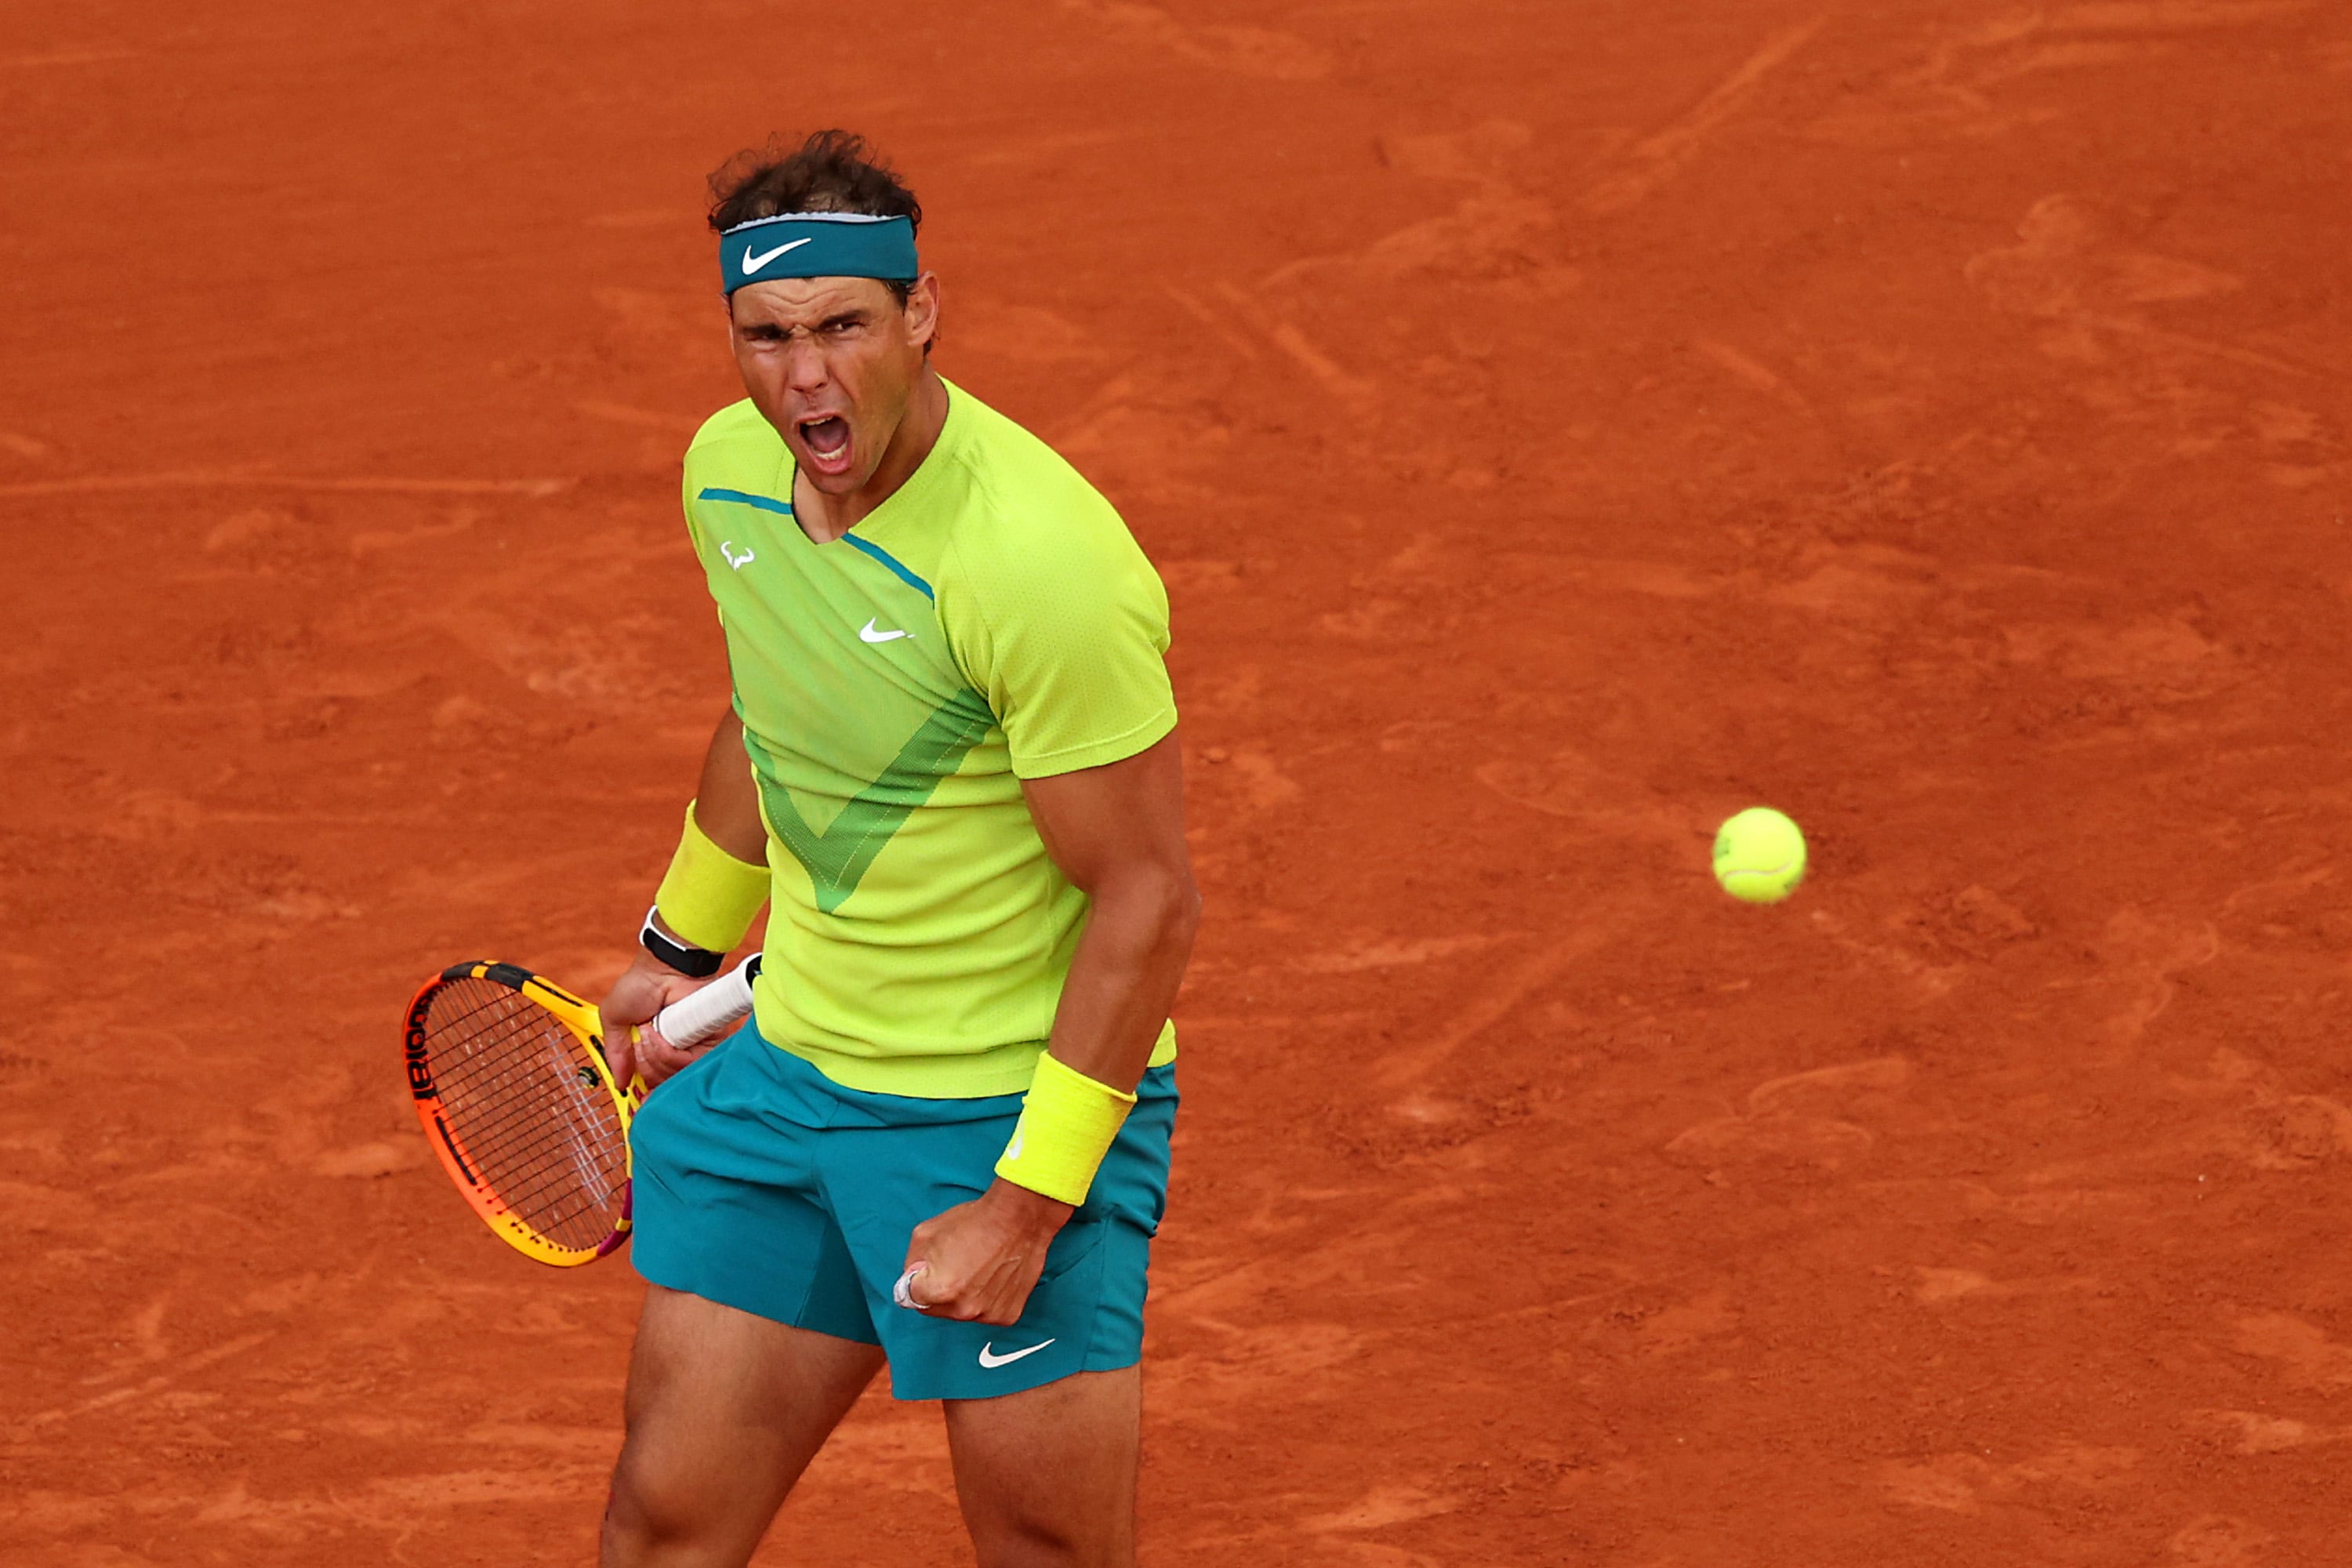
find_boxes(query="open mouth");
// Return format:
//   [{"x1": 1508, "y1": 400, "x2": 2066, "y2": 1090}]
[{"x1": 798, "y1": 415, "x2": 853, "y2": 474}]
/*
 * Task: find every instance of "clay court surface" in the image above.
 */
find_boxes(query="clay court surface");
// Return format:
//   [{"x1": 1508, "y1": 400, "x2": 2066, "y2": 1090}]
[{"x1": 7, "y1": 0, "x2": 2352, "y2": 1562}]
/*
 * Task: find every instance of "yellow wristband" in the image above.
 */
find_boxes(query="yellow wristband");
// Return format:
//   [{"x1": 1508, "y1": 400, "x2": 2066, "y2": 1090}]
[
  {"x1": 993, "y1": 1052, "x2": 1138, "y2": 1207},
  {"x1": 652, "y1": 800, "x2": 769, "y2": 953}
]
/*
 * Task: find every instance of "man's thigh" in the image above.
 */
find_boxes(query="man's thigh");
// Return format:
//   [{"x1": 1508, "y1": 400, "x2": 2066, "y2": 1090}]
[
  {"x1": 942, "y1": 1366, "x2": 1142, "y2": 1568},
  {"x1": 629, "y1": 1029, "x2": 883, "y2": 1345},
  {"x1": 604, "y1": 1285, "x2": 886, "y2": 1567}
]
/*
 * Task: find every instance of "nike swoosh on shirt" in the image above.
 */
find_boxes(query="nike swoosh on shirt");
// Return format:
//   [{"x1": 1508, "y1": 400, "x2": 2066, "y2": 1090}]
[
  {"x1": 859, "y1": 619, "x2": 912, "y2": 644},
  {"x1": 742, "y1": 237, "x2": 814, "y2": 274},
  {"x1": 978, "y1": 1338, "x2": 1056, "y2": 1370}
]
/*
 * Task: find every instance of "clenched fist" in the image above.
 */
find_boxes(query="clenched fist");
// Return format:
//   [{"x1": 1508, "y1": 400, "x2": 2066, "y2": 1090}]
[{"x1": 897, "y1": 1180, "x2": 1076, "y2": 1327}]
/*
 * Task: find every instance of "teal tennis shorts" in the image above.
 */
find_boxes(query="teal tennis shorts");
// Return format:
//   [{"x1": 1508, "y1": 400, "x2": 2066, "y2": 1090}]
[{"x1": 629, "y1": 1022, "x2": 1177, "y2": 1402}]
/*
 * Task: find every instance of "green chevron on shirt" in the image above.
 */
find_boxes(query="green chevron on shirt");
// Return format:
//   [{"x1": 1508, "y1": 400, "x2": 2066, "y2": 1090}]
[{"x1": 742, "y1": 689, "x2": 995, "y2": 914}]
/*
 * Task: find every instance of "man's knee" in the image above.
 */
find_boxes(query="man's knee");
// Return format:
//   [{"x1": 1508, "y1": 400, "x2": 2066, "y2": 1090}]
[
  {"x1": 601, "y1": 1443, "x2": 722, "y2": 1559},
  {"x1": 967, "y1": 1509, "x2": 1130, "y2": 1568}
]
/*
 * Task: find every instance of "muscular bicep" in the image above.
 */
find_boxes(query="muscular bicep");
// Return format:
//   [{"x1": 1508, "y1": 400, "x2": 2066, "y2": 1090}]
[
  {"x1": 694, "y1": 706, "x2": 767, "y2": 861},
  {"x1": 1018, "y1": 731, "x2": 1191, "y2": 896}
]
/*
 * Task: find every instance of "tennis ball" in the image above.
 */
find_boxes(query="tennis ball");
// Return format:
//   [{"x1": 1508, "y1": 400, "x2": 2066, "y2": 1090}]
[{"x1": 1713, "y1": 807, "x2": 1806, "y2": 904}]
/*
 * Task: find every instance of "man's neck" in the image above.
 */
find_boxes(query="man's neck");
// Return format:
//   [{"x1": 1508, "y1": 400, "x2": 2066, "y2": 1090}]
[{"x1": 793, "y1": 365, "x2": 949, "y2": 543}]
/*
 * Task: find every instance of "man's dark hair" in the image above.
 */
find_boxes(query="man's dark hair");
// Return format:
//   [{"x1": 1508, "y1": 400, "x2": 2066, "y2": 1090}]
[{"x1": 708, "y1": 130, "x2": 923, "y2": 307}]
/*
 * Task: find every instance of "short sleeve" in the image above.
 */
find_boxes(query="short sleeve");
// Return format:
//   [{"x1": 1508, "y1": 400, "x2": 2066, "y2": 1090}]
[
  {"x1": 680, "y1": 465, "x2": 702, "y2": 550},
  {"x1": 942, "y1": 501, "x2": 1177, "y2": 779}
]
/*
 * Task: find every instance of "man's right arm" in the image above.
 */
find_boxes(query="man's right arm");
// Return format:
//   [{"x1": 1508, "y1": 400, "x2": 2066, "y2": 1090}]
[
  {"x1": 601, "y1": 706, "x2": 768, "y2": 1087},
  {"x1": 685, "y1": 707, "x2": 766, "y2": 860}
]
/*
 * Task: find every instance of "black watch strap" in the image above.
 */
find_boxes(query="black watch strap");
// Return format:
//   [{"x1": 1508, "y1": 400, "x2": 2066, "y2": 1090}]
[{"x1": 640, "y1": 908, "x2": 724, "y2": 978}]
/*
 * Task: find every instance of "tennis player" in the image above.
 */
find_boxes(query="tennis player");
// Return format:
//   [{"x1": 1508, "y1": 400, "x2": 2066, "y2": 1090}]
[{"x1": 594, "y1": 131, "x2": 1199, "y2": 1567}]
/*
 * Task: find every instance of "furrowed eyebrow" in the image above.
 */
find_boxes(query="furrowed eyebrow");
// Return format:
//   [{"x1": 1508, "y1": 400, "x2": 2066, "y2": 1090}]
[{"x1": 737, "y1": 311, "x2": 867, "y2": 339}]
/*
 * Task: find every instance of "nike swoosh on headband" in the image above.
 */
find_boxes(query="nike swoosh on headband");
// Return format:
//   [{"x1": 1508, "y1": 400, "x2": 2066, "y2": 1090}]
[{"x1": 742, "y1": 237, "x2": 815, "y2": 274}]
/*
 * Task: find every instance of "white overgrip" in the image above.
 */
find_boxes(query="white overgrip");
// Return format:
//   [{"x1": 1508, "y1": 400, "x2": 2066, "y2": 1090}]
[{"x1": 652, "y1": 955, "x2": 761, "y2": 1050}]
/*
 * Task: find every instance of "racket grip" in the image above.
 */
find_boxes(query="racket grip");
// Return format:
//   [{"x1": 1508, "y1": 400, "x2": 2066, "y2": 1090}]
[{"x1": 652, "y1": 955, "x2": 762, "y2": 1051}]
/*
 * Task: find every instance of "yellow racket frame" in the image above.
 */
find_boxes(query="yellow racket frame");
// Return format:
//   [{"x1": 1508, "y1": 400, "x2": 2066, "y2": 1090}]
[{"x1": 404, "y1": 961, "x2": 641, "y2": 1267}]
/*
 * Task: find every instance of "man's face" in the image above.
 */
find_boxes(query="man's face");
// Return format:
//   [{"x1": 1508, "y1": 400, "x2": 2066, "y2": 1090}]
[{"x1": 727, "y1": 274, "x2": 938, "y2": 496}]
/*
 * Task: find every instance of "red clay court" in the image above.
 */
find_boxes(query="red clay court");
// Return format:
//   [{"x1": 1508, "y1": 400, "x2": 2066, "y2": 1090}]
[{"x1": 5, "y1": 2, "x2": 2351, "y2": 1563}]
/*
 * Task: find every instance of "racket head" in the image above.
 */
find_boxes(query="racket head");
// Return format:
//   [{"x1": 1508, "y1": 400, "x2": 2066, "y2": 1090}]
[{"x1": 403, "y1": 961, "x2": 636, "y2": 1266}]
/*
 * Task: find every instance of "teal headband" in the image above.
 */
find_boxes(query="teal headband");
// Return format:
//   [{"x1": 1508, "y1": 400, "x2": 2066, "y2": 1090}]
[{"x1": 719, "y1": 212, "x2": 919, "y2": 295}]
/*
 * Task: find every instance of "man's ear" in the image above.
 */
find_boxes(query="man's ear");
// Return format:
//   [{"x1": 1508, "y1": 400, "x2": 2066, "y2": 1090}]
[{"x1": 905, "y1": 271, "x2": 942, "y2": 350}]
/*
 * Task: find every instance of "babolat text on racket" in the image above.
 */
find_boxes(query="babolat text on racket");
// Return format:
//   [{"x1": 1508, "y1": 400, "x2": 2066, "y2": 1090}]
[{"x1": 401, "y1": 956, "x2": 759, "y2": 1265}]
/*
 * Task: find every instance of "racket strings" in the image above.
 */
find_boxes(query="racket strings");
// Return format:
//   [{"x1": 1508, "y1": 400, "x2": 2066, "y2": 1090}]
[
  {"x1": 430, "y1": 997, "x2": 619, "y2": 1232},
  {"x1": 430, "y1": 991, "x2": 622, "y2": 1245},
  {"x1": 434, "y1": 993, "x2": 621, "y2": 1228},
  {"x1": 422, "y1": 978, "x2": 629, "y2": 1250}
]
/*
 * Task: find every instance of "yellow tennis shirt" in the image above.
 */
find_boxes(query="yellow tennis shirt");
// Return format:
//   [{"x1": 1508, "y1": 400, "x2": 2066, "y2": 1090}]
[{"x1": 681, "y1": 379, "x2": 1179, "y2": 1098}]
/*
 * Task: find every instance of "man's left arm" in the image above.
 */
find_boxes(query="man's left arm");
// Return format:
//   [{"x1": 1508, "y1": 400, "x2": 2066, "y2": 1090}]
[{"x1": 900, "y1": 731, "x2": 1199, "y2": 1325}]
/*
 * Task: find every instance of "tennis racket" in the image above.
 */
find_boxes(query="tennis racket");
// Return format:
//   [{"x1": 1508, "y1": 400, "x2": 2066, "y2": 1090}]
[{"x1": 402, "y1": 955, "x2": 759, "y2": 1266}]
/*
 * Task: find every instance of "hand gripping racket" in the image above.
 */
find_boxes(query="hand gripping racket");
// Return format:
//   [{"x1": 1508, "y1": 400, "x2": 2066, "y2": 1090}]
[{"x1": 401, "y1": 956, "x2": 759, "y2": 1266}]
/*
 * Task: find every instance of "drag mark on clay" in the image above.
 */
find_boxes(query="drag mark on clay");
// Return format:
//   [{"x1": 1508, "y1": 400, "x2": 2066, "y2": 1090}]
[
  {"x1": 2230, "y1": 1311, "x2": 2352, "y2": 1389},
  {"x1": 1878, "y1": 1442, "x2": 2141, "y2": 1515},
  {"x1": 1269, "y1": 121, "x2": 1565, "y2": 291},
  {"x1": 2055, "y1": 1, "x2": 2313, "y2": 28},
  {"x1": 1162, "y1": 285, "x2": 1263, "y2": 364},
  {"x1": 2080, "y1": 313, "x2": 2339, "y2": 383},
  {"x1": 1301, "y1": 1484, "x2": 1466, "y2": 1534},
  {"x1": 572, "y1": 399, "x2": 703, "y2": 433},
  {"x1": 1665, "y1": 1056, "x2": 1915, "y2": 1172},
  {"x1": 2198, "y1": 1409, "x2": 2352, "y2": 1454},
  {"x1": 1815, "y1": 2, "x2": 2318, "y2": 144},
  {"x1": 1693, "y1": 338, "x2": 1812, "y2": 414},
  {"x1": 1152, "y1": 1182, "x2": 1505, "y2": 1323},
  {"x1": 78, "y1": 1293, "x2": 176, "y2": 1388},
  {"x1": 1292, "y1": 936, "x2": 1499, "y2": 975},
  {"x1": 0, "y1": 49, "x2": 138, "y2": 70},
  {"x1": 1965, "y1": 194, "x2": 2340, "y2": 383},
  {"x1": 1583, "y1": 15, "x2": 1829, "y2": 214},
  {"x1": 1269, "y1": 325, "x2": 1375, "y2": 404},
  {"x1": 20, "y1": 1330, "x2": 271, "y2": 1428},
  {"x1": 2168, "y1": 1515, "x2": 2278, "y2": 1567},
  {"x1": 1214, "y1": 283, "x2": 1373, "y2": 402},
  {"x1": 1912, "y1": 1265, "x2": 2104, "y2": 1303},
  {"x1": 2096, "y1": 909, "x2": 2220, "y2": 1047},
  {"x1": 1058, "y1": 0, "x2": 1332, "y2": 81},
  {"x1": 1367, "y1": 930, "x2": 1605, "y2": 1091},
  {"x1": 0, "y1": 470, "x2": 575, "y2": 499}
]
